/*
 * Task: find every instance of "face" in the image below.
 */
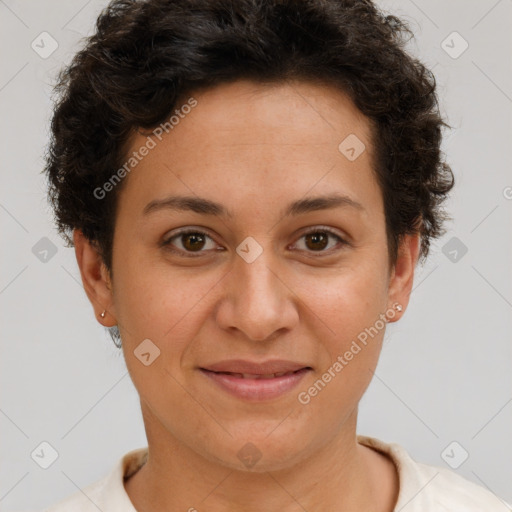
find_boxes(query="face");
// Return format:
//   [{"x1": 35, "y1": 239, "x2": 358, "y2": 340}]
[{"x1": 77, "y1": 79, "x2": 418, "y2": 472}]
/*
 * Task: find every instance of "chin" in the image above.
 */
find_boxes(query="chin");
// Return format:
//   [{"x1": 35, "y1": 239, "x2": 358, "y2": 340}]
[{"x1": 203, "y1": 431, "x2": 313, "y2": 473}]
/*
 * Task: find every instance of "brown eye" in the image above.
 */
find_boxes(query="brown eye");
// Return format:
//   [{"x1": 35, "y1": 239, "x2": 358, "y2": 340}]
[
  {"x1": 181, "y1": 232, "x2": 206, "y2": 251},
  {"x1": 304, "y1": 232, "x2": 329, "y2": 251},
  {"x1": 162, "y1": 229, "x2": 219, "y2": 256},
  {"x1": 293, "y1": 227, "x2": 347, "y2": 255}
]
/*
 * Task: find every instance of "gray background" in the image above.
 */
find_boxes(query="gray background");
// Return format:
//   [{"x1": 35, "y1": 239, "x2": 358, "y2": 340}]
[{"x1": 1, "y1": 0, "x2": 511, "y2": 510}]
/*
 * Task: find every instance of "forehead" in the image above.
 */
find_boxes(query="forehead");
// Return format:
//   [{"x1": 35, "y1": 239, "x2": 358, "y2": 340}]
[
  {"x1": 180, "y1": 79, "x2": 372, "y2": 147},
  {"x1": 118, "y1": 79, "x2": 382, "y2": 222}
]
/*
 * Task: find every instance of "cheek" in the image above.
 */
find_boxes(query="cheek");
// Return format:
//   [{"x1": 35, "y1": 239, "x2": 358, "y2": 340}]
[
  {"x1": 301, "y1": 261, "x2": 388, "y2": 334},
  {"x1": 112, "y1": 257, "x2": 218, "y2": 349},
  {"x1": 299, "y1": 262, "x2": 388, "y2": 392}
]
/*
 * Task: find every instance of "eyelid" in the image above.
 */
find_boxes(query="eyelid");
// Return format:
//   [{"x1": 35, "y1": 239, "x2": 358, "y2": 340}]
[
  {"x1": 161, "y1": 226, "x2": 221, "y2": 256},
  {"x1": 291, "y1": 225, "x2": 349, "y2": 252},
  {"x1": 161, "y1": 225, "x2": 349, "y2": 257}
]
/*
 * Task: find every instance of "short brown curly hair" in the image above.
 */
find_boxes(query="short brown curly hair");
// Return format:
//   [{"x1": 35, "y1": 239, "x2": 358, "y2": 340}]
[{"x1": 44, "y1": 0, "x2": 454, "y2": 273}]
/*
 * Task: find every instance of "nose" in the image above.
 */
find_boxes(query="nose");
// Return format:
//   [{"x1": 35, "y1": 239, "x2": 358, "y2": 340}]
[{"x1": 214, "y1": 242, "x2": 299, "y2": 342}]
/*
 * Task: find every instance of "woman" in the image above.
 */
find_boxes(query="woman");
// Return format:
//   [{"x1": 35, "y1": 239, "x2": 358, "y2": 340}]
[{"x1": 42, "y1": 0, "x2": 509, "y2": 510}]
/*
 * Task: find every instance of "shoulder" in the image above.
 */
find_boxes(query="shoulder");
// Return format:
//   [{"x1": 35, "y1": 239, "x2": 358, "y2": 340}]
[
  {"x1": 357, "y1": 435, "x2": 511, "y2": 512},
  {"x1": 43, "y1": 476, "x2": 109, "y2": 512},
  {"x1": 43, "y1": 447, "x2": 148, "y2": 512},
  {"x1": 414, "y1": 460, "x2": 511, "y2": 511}
]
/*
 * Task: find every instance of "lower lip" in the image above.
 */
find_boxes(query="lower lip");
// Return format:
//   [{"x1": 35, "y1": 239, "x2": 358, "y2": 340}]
[{"x1": 200, "y1": 368, "x2": 311, "y2": 401}]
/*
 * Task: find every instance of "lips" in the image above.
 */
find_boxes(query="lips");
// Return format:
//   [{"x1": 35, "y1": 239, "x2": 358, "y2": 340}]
[
  {"x1": 200, "y1": 359, "x2": 312, "y2": 376},
  {"x1": 200, "y1": 366, "x2": 312, "y2": 401},
  {"x1": 211, "y1": 370, "x2": 300, "y2": 379},
  {"x1": 198, "y1": 359, "x2": 313, "y2": 400}
]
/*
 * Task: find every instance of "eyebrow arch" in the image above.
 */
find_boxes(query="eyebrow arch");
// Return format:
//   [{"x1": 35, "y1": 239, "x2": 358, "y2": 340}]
[
  {"x1": 142, "y1": 193, "x2": 365, "y2": 218},
  {"x1": 283, "y1": 194, "x2": 365, "y2": 217}
]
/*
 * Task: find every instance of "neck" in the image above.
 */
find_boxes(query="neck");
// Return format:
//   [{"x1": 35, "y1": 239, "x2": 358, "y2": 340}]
[{"x1": 124, "y1": 404, "x2": 394, "y2": 512}]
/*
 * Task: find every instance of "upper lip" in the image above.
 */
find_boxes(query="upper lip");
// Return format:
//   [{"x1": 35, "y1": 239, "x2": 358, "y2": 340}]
[{"x1": 200, "y1": 359, "x2": 312, "y2": 375}]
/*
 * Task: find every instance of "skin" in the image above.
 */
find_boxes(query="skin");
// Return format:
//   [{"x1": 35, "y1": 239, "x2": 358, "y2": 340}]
[{"x1": 74, "y1": 79, "x2": 420, "y2": 512}]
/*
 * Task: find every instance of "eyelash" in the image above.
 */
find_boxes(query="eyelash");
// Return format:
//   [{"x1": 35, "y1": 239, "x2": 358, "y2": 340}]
[{"x1": 161, "y1": 226, "x2": 348, "y2": 258}]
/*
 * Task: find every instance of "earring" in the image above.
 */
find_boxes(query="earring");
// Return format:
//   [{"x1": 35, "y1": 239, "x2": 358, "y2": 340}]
[
  {"x1": 394, "y1": 304, "x2": 403, "y2": 312},
  {"x1": 100, "y1": 310, "x2": 106, "y2": 318}
]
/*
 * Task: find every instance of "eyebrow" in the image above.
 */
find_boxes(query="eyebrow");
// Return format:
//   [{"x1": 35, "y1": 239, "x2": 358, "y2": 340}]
[{"x1": 142, "y1": 193, "x2": 365, "y2": 218}]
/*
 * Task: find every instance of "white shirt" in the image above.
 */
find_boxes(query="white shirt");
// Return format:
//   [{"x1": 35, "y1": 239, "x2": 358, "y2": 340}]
[{"x1": 44, "y1": 435, "x2": 511, "y2": 511}]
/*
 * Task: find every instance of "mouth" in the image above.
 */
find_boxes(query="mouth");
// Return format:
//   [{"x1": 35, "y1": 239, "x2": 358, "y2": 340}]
[
  {"x1": 201, "y1": 368, "x2": 309, "y2": 379},
  {"x1": 199, "y1": 367, "x2": 312, "y2": 401}
]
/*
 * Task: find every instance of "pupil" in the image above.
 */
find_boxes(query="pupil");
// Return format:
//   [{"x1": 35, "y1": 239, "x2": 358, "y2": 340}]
[
  {"x1": 306, "y1": 232, "x2": 328, "y2": 251},
  {"x1": 180, "y1": 232, "x2": 329, "y2": 252},
  {"x1": 183, "y1": 233, "x2": 205, "y2": 251}
]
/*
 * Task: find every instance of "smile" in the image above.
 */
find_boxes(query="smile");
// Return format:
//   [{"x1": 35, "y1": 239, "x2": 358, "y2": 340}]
[{"x1": 200, "y1": 368, "x2": 312, "y2": 401}]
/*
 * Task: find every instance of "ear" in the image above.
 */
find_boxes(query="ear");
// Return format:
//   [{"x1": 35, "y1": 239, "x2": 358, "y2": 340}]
[
  {"x1": 386, "y1": 233, "x2": 421, "y2": 323},
  {"x1": 73, "y1": 229, "x2": 116, "y2": 326}
]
